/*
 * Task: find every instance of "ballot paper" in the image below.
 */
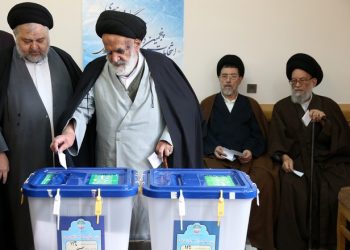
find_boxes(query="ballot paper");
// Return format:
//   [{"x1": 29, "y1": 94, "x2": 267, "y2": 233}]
[
  {"x1": 58, "y1": 152, "x2": 67, "y2": 169},
  {"x1": 148, "y1": 152, "x2": 162, "y2": 168},
  {"x1": 222, "y1": 147, "x2": 244, "y2": 161},
  {"x1": 293, "y1": 169, "x2": 304, "y2": 177},
  {"x1": 302, "y1": 110, "x2": 311, "y2": 127}
]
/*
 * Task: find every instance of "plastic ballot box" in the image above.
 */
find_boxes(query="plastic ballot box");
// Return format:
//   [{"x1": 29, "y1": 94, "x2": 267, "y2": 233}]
[
  {"x1": 142, "y1": 168, "x2": 257, "y2": 250},
  {"x1": 22, "y1": 167, "x2": 138, "y2": 250}
]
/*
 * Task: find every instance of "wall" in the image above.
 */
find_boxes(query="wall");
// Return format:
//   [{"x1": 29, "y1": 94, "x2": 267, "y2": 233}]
[{"x1": 1, "y1": 0, "x2": 350, "y2": 103}]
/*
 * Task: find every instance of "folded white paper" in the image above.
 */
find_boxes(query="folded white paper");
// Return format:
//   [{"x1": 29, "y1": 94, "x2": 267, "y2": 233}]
[
  {"x1": 148, "y1": 152, "x2": 162, "y2": 168},
  {"x1": 302, "y1": 110, "x2": 311, "y2": 127},
  {"x1": 293, "y1": 169, "x2": 304, "y2": 177},
  {"x1": 222, "y1": 147, "x2": 243, "y2": 161},
  {"x1": 58, "y1": 152, "x2": 67, "y2": 169}
]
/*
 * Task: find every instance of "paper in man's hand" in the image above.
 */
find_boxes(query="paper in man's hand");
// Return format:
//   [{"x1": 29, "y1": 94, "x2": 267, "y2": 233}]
[
  {"x1": 147, "y1": 152, "x2": 162, "y2": 168},
  {"x1": 58, "y1": 152, "x2": 67, "y2": 169},
  {"x1": 302, "y1": 110, "x2": 311, "y2": 127},
  {"x1": 222, "y1": 147, "x2": 243, "y2": 161}
]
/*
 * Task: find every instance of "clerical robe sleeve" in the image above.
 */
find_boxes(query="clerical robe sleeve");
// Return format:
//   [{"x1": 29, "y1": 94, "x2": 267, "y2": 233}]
[
  {"x1": 0, "y1": 131, "x2": 8, "y2": 152},
  {"x1": 68, "y1": 88, "x2": 95, "y2": 156},
  {"x1": 159, "y1": 126, "x2": 172, "y2": 145},
  {"x1": 243, "y1": 113, "x2": 266, "y2": 157}
]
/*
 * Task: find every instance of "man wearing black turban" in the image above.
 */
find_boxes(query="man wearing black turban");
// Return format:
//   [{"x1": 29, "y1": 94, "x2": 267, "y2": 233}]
[
  {"x1": 268, "y1": 53, "x2": 350, "y2": 249},
  {"x1": 0, "y1": 3, "x2": 82, "y2": 250},
  {"x1": 51, "y1": 9, "x2": 203, "y2": 248},
  {"x1": 201, "y1": 54, "x2": 280, "y2": 250}
]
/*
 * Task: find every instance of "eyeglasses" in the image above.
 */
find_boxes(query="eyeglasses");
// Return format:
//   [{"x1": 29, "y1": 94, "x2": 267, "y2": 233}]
[
  {"x1": 289, "y1": 77, "x2": 313, "y2": 86},
  {"x1": 220, "y1": 74, "x2": 239, "y2": 81}
]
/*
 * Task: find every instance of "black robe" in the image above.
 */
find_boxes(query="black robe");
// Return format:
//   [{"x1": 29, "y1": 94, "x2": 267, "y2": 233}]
[
  {"x1": 0, "y1": 30, "x2": 15, "y2": 250},
  {"x1": 0, "y1": 46, "x2": 82, "y2": 250},
  {"x1": 57, "y1": 49, "x2": 204, "y2": 169},
  {"x1": 268, "y1": 94, "x2": 350, "y2": 250},
  {"x1": 0, "y1": 30, "x2": 15, "y2": 49}
]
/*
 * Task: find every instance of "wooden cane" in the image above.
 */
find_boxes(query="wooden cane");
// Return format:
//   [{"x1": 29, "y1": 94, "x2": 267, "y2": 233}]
[
  {"x1": 163, "y1": 156, "x2": 168, "y2": 168},
  {"x1": 308, "y1": 121, "x2": 315, "y2": 250}
]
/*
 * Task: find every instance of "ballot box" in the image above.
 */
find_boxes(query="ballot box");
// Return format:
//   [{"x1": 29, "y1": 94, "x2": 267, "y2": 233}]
[
  {"x1": 22, "y1": 167, "x2": 138, "y2": 250},
  {"x1": 142, "y1": 168, "x2": 257, "y2": 250}
]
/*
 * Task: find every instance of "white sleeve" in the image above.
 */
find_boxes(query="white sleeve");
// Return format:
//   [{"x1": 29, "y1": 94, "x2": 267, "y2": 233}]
[
  {"x1": 67, "y1": 88, "x2": 95, "y2": 156},
  {"x1": 159, "y1": 126, "x2": 172, "y2": 145}
]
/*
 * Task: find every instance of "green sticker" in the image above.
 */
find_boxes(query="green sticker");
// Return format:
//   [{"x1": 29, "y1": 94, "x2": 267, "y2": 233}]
[
  {"x1": 41, "y1": 173, "x2": 54, "y2": 185},
  {"x1": 205, "y1": 175, "x2": 235, "y2": 187},
  {"x1": 89, "y1": 174, "x2": 119, "y2": 185}
]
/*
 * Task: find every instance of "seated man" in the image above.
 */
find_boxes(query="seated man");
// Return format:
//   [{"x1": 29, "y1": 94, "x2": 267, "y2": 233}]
[
  {"x1": 201, "y1": 54, "x2": 279, "y2": 250},
  {"x1": 268, "y1": 53, "x2": 350, "y2": 250}
]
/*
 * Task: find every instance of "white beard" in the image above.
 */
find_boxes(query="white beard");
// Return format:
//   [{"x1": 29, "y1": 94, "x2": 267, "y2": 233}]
[
  {"x1": 291, "y1": 88, "x2": 312, "y2": 104},
  {"x1": 108, "y1": 51, "x2": 138, "y2": 77}
]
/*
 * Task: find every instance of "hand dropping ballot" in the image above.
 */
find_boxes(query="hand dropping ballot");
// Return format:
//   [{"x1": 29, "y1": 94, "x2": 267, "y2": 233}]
[
  {"x1": 222, "y1": 147, "x2": 243, "y2": 162},
  {"x1": 148, "y1": 152, "x2": 162, "y2": 168}
]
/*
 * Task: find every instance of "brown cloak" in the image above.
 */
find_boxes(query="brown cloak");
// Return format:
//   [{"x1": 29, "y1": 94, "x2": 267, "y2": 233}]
[{"x1": 268, "y1": 94, "x2": 350, "y2": 249}]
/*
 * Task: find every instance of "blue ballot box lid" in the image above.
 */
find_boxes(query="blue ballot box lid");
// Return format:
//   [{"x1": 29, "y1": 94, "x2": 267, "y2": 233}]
[
  {"x1": 22, "y1": 167, "x2": 138, "y2": 198},
  {"x1": 142, "y1": 168, "x2": 257, "y2": 199}
]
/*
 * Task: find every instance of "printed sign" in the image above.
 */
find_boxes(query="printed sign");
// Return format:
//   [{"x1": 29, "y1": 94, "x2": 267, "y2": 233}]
[
  {"x1": 58, "y1": 216, "x2": 105, "y2": 250},
  {"x1": 174, "y1": 221, "x2": 219, "y2": 250}
]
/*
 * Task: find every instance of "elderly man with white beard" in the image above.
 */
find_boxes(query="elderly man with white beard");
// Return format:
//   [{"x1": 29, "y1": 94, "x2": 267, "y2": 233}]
[
  {"x1": 51, "y1": 10, "x2": 203, "y2": 244},
  {"x1": 268, "y1": 53, "x2": 350, "y2": 250}
]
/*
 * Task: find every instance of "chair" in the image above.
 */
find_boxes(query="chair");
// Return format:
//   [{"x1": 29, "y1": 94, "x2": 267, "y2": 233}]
[{"x1": 337, "y1": 187, "x2": 350, "y2": 250}]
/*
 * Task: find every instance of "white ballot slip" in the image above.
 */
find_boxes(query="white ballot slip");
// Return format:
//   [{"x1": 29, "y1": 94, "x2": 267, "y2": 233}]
[
  {"x1": 293, "y1": 169, "x2": 304, "y2": 177},
  {"x1": 148, "y1": 152, "x2": 162, "y2": 168},
  {"x1": 222, "y1": 147, "x2": 244, "y2": 161},
  {"x1": 302, "y1": 110, "x2": 311, "y2": 127},
  {"x1": 58, "y1": 152, "x2": 67, "y2": 169},
  {"x1": 230, "y1": 149, "x2": 244, "y2": 157}
]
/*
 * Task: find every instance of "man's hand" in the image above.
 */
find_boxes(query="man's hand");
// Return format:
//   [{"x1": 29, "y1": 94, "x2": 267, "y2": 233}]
[
  {"x1": 214, "y1": 146, "x2": 227, "y2": 160},
  {"x1": 309, "y1": 109, "x2": 326, "y2": 122},
  {"x1": 50, "y1": 122, "x2": 76, "y2": 153},
  {"x1": 238, "y1": 149, "x2": 252, "y2": 164},
  {"x1": 155, "y1": 140, "x2": 173, "y2": 159},
  {"x1": 281, "y1": 154, "x2": 294, "y2": 173},
  {"x1": 0, "y1": 152, "x2": 9, "y2": 184}
]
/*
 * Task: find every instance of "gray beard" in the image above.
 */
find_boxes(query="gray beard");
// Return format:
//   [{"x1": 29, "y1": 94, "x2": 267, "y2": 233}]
[
  {"x1": 291, "y1": 88, "x2": 312, "y2": 104},
  {"x1": 221, "y1": 87, "x2": 234, "y2": 97},
  {"x1": 16, "y1": 44, "x2": 48, "y2": 63}
]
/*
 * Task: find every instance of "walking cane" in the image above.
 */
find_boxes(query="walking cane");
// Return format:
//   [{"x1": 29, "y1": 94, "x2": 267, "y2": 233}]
[
  {"x1": 308, "y1": 121, "x2": 315, "y2": 250},
  {"x1": 163, "y1": 156, "x2": 168, "y2": 168}
]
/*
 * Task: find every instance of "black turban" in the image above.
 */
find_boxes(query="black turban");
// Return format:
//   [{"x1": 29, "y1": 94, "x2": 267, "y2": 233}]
[
  {"x1": 7, "y1": 2, "x2": 53, "y2": 30},
  {"x1": 217, "y1": 54, "x2": 245, "y2": 77},
  {"x1": 96, "y1": 10, "x2": 146, "y2": 40},
  {"x1": 286, "y1": 53, "x2": 323, "y2": 85}
]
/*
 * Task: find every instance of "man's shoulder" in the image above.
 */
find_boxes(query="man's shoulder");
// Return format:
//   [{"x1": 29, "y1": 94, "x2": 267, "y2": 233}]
[
  {"x1": 141, "y1": 48, "x2": 165, "y2": 58},
  {"x1": 83, "y1": 56, "x2": 106, "y2": 72},
  {"x1": 239, "y1": 94, "x2": 260, "y2": 105},
  {"x1": 275, "y1": 96, "x2": 291, "y2": 106},
  {"x1": 315, "y1": 94, "x2": 337, "y2": 104},
  {"x1": 201, "y1": 93, "x2": 219, "y2": 106},
  {"x1": 141, "y1": 49, "x2": 172, "y2": 65},
  {"x1": 51, "y1": 46, "x2": 70, "y2": 57}
]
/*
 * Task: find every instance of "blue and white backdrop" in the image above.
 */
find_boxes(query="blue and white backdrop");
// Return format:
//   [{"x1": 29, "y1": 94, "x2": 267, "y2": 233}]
[{"x1": 82, "y1": 0, "x2": 184, "y2": 68}]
